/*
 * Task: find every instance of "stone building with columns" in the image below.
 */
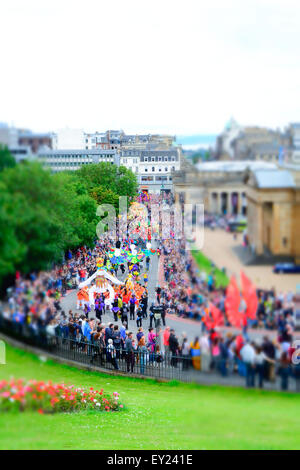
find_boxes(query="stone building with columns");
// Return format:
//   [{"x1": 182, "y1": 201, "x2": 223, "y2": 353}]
[
  {"x1": 173, "y1": 159, "x2": 277, "y2": 216},
  {"x1": 244, "y1": 168, "x2": 300, "y2": 263}
]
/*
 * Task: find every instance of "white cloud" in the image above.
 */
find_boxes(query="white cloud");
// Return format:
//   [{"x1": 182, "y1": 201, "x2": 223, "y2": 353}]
[{"x1": 0, "y1": 0, "x2": 299, "y2": 134}]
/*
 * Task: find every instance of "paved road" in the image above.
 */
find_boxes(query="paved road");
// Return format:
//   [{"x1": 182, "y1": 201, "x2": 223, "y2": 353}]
[{"x1": 61, "y1": 248, "x2": 299, "y2": 345}]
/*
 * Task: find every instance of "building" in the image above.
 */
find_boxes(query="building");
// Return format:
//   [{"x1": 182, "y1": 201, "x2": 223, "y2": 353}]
[
  {"x1": 84, "y1": 132, "x2": 110, "y2": 150},
  {"x1": 248, "y1": 142, "x2": 292, "y2": 164},
  {"x1": 245, "y1": 168, "x2": 300, "y2": 263},
  {"x1": 215, "y1": 118, "x2": 242, "y2": 159},
  {"x1": 8, "y1": 146, "x2": 35, "y2": 163},
  {"x1": 173, "y1": 159, "x2": 278, "y2": 215},
  {"x1": 120, "y1": 147, "x2": 181, "y2": 193},
  {"x1": 52, "y1": 129, "x2": 85, "y2": 150},
  {"x1": 0, "y1": 123, "x2": 18, "y2": 147},
  {"x1": 121, "y1": 134, "x2": 175, "y2": 149},
  {"x1": 18, "y1": 131, "x2": 52, "y2": 153},
  {"x1": 38, "y1": 149, "x2": 119, "y2": 172},
  {"x1": 289, "y1": 123, "x2": 300, "y2": 164}
]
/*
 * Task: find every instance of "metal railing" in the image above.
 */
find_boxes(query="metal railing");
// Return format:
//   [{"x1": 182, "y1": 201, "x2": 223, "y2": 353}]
[{"x1": 0, "y1": 315, "x2": 299, "y2": 392}]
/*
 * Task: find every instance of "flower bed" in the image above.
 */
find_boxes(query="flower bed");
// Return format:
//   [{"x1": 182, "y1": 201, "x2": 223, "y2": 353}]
[{"x1": 0, "y1": 379, "x2": 123, "y2": 414}]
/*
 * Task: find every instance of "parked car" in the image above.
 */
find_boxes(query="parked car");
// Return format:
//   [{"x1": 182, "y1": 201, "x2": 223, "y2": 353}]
[{"x1": 273, "y1": 263, "x2": 300, "y2": 274}]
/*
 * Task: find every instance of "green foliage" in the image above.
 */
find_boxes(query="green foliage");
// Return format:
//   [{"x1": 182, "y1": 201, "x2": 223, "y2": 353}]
[
  {"x1": 192, "y1": 249, "x2": 229, "y2": 288},
  {"x1": 90, "y1": 186, "x2": 120, "y2": 207},
  {"x1": 76, "y1": 163, "x2": 138, "y2": 201},
  {"x1": 0, "y1": 145, "x2": 16, "y2": 171},
  {"x1": 0, "y1": 160, "x2": 137, "y2": 284}
]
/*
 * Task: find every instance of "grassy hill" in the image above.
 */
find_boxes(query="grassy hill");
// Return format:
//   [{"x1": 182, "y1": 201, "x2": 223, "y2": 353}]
[{"x1": 0, "y1": 344, "x2": 299, "y2": 450}]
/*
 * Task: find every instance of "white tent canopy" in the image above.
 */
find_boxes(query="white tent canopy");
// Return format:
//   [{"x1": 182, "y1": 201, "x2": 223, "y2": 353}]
[{"x1": 78, "y1": 269, "x2": 124, "y2": 289}]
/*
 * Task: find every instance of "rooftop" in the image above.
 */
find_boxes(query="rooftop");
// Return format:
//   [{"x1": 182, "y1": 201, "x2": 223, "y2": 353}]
[
  {"x1": 38, "y1": 149, "x2": 117, "y2": 156},
  {"x1": 196, "y1": 160, "x2": 277, "y2": 173},
  {"x1": 253, "y1": 169, "x2": 296, "y2": 189}
]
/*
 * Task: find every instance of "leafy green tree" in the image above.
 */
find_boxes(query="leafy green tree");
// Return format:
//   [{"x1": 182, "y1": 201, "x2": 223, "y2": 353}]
[
  {"x1": 0, "y1": 182, "x2": 26, "y2": 280},
  {"x1": 0, "y1": 145, "x2": 16, "y2": 171},
  {"x1": 76, "y1": 163, "x2": 138, "y2": 199},
  {"x1": 0, "y1": 160, "x2": 137, "y2": 286},
  {"x1": 90, "y1": 186, "x2": 120, "y2": 208}
]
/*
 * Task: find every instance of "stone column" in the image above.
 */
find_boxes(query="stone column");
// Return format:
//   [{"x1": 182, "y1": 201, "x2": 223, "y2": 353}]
[
  {"x1": 256, "y1": 204, "x2": 264, "y2": 255},
  {"x1": 217, "y1": 192, "x2": 222, "y2": 214}
]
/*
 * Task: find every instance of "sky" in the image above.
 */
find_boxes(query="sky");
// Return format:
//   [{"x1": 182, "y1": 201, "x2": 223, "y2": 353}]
[{"x1": 1, "y1": 0, "x2": 300, "y2": 135}]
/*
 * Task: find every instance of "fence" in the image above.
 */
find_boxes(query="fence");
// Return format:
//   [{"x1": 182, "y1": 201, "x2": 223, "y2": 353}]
[{"x1": 0, "y1": 314, "x2": 299, "y2": 392}]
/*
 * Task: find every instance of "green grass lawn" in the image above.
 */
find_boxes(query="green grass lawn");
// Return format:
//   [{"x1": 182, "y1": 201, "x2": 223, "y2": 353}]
[
  {"x1": 192, "y1": 249, "x2": 229, "y2": 288},
  {"x1": 0, "y1": 344, "x2": 299, "y2": 450}
]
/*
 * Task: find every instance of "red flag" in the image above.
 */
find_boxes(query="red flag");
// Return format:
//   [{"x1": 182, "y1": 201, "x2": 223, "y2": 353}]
[
  {"x1": 202, "y1": 314, "x2": 214, "y2": 330},
  {"x1": 209, "y1": 302, "x2": 224, "y2": 327},
  {"x1": 240, "y1": 271, "x2": 258, "y2": 320},
  {"x1": 225, "y1": 276, "x2": 243, "y2": 328}
]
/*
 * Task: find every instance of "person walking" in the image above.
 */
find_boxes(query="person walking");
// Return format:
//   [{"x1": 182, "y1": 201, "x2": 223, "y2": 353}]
[
  {"x1": 138, "y1": 336, "x2": 148, "y2": 375},
  {"x1": 125, "y1": 332, "x2": 135, "y2": 373},
  {"x1": 240, "y1": 341, "x2": 256, "y2": 387},
  {"x1": 140, "y1": 293, "x2": 148, "y2": 319},
  {"x1": 199, "y1": 333, "x2": 210, "y2": 372},
  {"x1": 161, "y1": 302, "x2": 166, "y2": 327},
  {"x1": 121, "y1": 304, "x2": 129, "y2": 329},
  {"x1": 182, "y1": 337, "x2": 190, "y2": 370},
  {"x1": 112, "y1": 297, "x2": 119, "y2": 322},
  {"x1": 136, "y1": 307, "x2": 143, "y2": 328},
  {"x1": 107, "y1": 338, "x2": 119, "y2": 370},
  {"x1": 112, "y1": 325, "x2": 121, "y2": 358},
  {"x1": 190, "y1": 337, "x2": 201, "y2": 370},
  {"x1": 169, "y1": 329, "x2": 179, "y2": 368},
  {"x1": 149, "y1": 303, "x2": 155, "y2": 329},
  {"x1": 129, "y1": 295, "x2": 137, "y2": 320},
  {"x1": 105, "y1": 323, "x2": 114, "y2": 346},
  {"x1": 156, "y1": 286, "x2": 162, "y2": 304},
  {"x1": 278, "y1": 351, "x2": 291, "y2": 391},
  {"x1": 254, "y1": 345, "x2": 269, "y2": 388},
  {"x1": 163, "y1": 326, "x2": 170, "y2": 359}
]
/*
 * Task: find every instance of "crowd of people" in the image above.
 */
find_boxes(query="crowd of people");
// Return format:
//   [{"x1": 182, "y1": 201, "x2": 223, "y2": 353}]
[
  {"x1": 156, "y1": 235, "x2": 297, "y2": 336},
  {"x1": 0, "y1": 192, "x2": 299, "y2": 391}
]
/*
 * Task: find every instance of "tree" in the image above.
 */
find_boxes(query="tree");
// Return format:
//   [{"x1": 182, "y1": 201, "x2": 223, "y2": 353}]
[
  {"x1": 0, "y1": 181, "x2": 26, "y2": 280},
  {"x1": 0, "y1": 145, "x2": 16, "y2": 171},
  {"x1": 0, "y1": 160, "x2": 137, "y2": 286},
  {"x1": 76, "y1": 162, "x2": 138, "y2": 199},
  {"x1": 90, "y1": 186, "x2": 120, "y2": 208}
]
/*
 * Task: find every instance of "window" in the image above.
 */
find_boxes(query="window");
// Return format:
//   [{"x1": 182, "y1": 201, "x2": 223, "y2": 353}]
[
  {"x1": 152, "y1": 167, "x2": 155, "y2": 172},
  {"x1": 165, "y1": 167, "x2": 168, "y2": 171},
  {"x1": 145, "y1": 157, "x2": 148, "y2": 162}
]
